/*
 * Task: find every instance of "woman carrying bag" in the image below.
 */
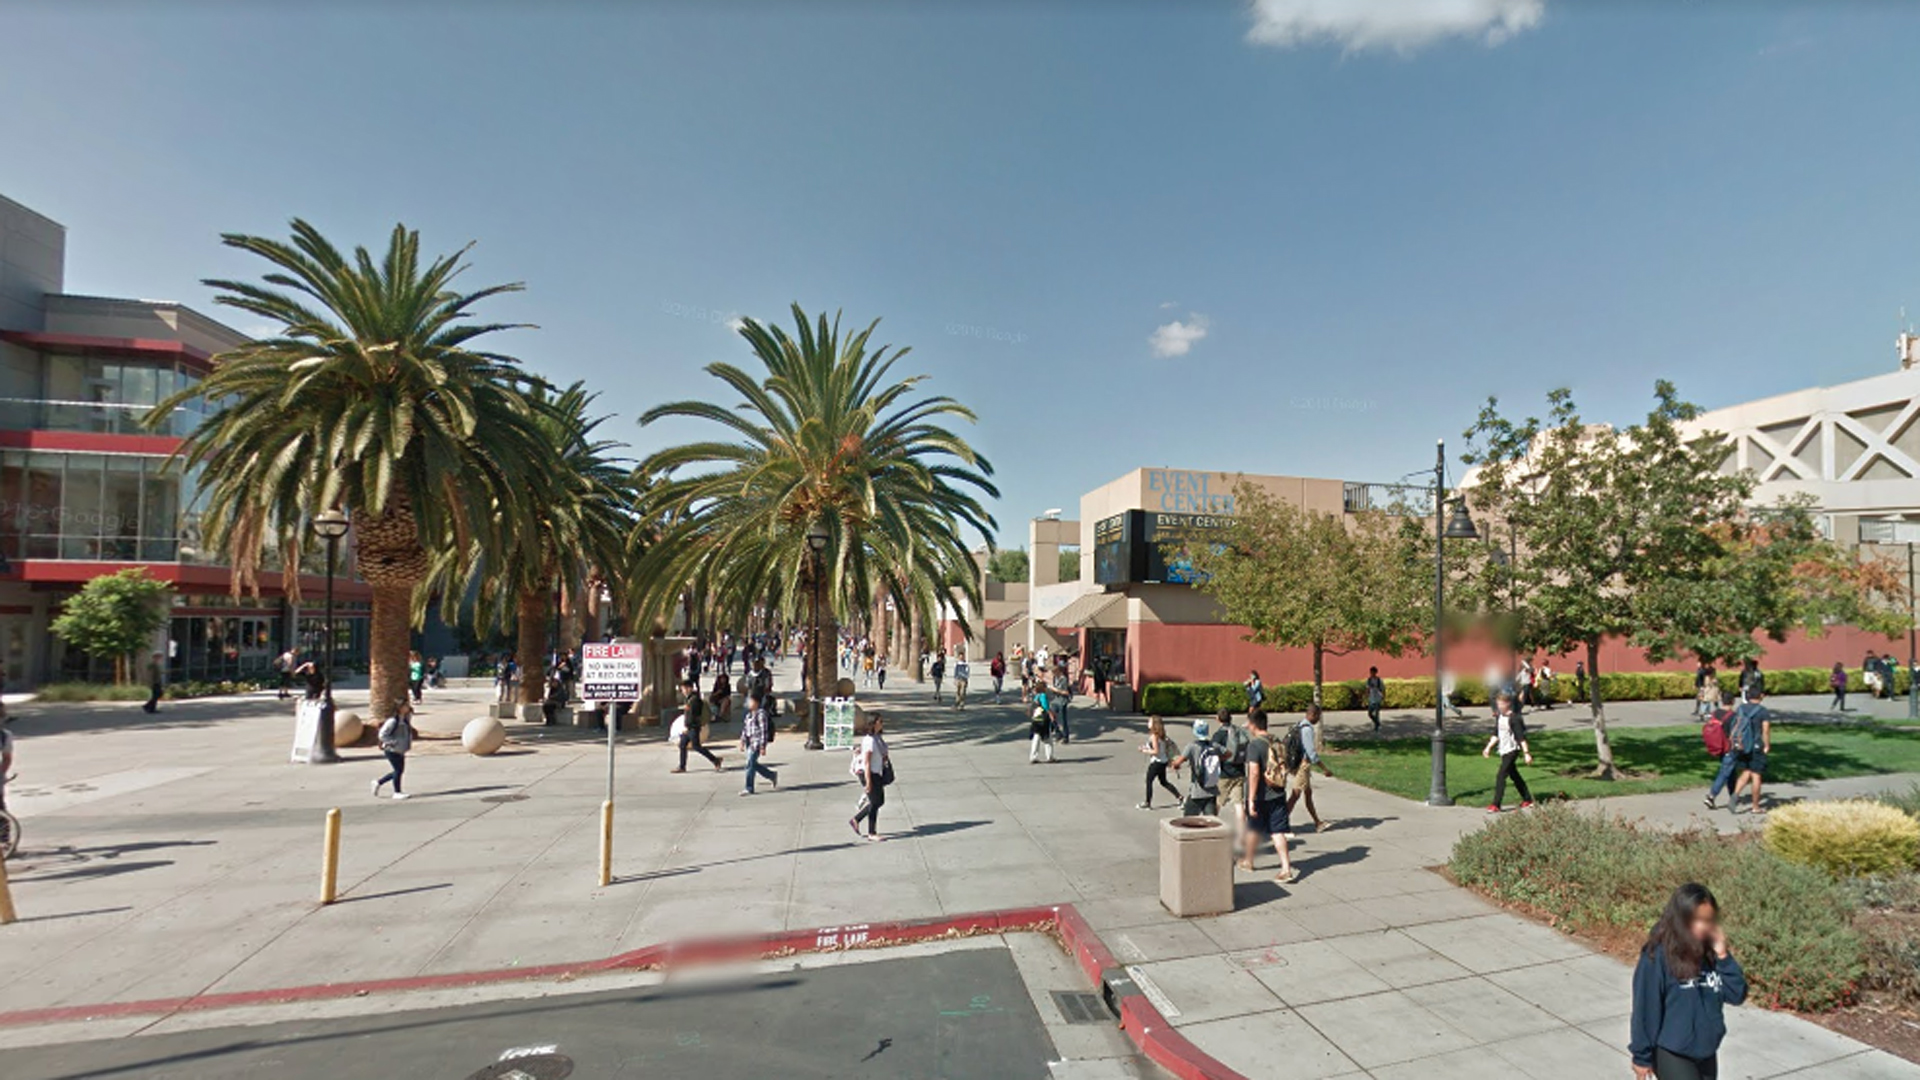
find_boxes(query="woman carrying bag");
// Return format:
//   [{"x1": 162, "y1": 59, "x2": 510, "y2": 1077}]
[
  {"x1": 373, "y1": 703, "x2": 416, "y2": 800},
  {"x1": 848, "y1": 713, "x2": 893, "y2": 841}
]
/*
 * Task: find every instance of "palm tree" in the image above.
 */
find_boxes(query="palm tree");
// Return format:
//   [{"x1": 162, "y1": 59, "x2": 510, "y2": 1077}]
[
  {"x1": 632, "y1": 304, "x2": 997, "y2": 734},
  {"x1": 441, "y1": 382, "x2": 635, "y2": 713},
  {"x1": 153, "y1": 220, "x2": 553, "y2": 719}
]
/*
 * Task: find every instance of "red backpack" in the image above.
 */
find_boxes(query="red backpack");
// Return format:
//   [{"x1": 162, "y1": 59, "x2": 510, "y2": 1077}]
[{"x1": 1702, "y1": 708, "x2": 1731, "y2": 757}]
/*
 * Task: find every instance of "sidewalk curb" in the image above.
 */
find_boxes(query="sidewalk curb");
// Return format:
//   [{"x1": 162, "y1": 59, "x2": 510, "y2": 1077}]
[{"x1": 0, "y1": 902, "x2": 1250, "y2": 1079}]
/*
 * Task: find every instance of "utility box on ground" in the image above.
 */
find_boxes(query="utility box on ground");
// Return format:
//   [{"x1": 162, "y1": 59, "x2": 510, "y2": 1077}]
[{"x1": 1159, "y1": 815, "x2": 1233, "y2": 916}]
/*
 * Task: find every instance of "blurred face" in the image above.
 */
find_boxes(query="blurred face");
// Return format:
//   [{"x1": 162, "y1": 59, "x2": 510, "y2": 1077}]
[{"x1": 1689, "y1": 899, "x2": 1719, "y2": 942}]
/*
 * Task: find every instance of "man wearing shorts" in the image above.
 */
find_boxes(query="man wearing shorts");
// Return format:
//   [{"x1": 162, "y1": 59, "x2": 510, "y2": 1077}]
[
  {"x1": 1286, "y1": 704, "x2": 1335, "y2": 833},
  {"x1": 1244, "y1": 711, "x2": 1296, "y2": 883},
  {"x1": 1729, "y1": 691, "x2": 1771, "y2": 815}
]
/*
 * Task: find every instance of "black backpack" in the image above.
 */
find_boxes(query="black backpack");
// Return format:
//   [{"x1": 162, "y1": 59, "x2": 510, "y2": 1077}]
[{"x1": 1284, "y1": 722, "x2": 1307, "y2": 772}]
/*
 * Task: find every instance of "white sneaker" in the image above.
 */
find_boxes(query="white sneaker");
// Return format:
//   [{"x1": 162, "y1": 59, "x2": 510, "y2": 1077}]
[{"x1": 392, "y1": 792, "x2": 411, "y2": 801}]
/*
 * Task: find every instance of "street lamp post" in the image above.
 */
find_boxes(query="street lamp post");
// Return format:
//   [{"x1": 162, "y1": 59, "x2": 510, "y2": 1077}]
[
  {"x1": 805, "y1": 522, "x2": 830, "y2": 750},
  {"x1": 1430, "y1": 440, "x2": 1479, "y2": 807},
  {"x1": 310, "y1": 508, "x2": 350, "y2": 764}
]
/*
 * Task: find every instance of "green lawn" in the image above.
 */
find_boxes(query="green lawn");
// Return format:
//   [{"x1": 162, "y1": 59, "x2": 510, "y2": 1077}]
[{"x1": 1327, "y1": 723, "x2": 1920, "y2": 805}]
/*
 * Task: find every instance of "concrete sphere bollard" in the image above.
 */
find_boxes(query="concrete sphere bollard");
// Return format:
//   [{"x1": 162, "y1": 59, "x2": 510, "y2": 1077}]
[
  {"x1": 462, "y1": 716, "x2": 507, "y2": 756},
  {"x1": 334, "y1": 710, "x2": 364, "y2": 747}
]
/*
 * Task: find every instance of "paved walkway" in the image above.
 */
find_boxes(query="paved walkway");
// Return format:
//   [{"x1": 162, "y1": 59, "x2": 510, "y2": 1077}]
[{"x1": 0, "y1": 668, "x2": 1914, "y2": 1077}]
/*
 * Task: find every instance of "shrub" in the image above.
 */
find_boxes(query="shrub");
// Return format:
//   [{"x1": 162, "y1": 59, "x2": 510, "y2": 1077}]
[
  {"x1": 32, "y1": 682, "x2": 150, "y2": 702},
  {"x1": 1451, "y1": 804, "x2": 1862, "y2": 1011},
  {"x1": 1764, "y1": 801, "x2": 1920, "y2": 878},
  {"x1": 1876, "y1": 783, "x2": 1920, "y2": 820}
]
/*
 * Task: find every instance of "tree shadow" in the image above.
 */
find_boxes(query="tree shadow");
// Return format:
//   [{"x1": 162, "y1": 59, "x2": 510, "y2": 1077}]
[{"x1": 15, "y1": 859, "x2": 173, "y2": 884}]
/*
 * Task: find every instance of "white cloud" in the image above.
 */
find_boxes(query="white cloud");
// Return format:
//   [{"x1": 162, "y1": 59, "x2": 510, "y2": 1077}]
[
  {"x1": 1245, "y1": 0, "x2": 1545, "y2": 54},
  {"x1": 1159, "y1": 300, "x2": 1178, "y2": 309},
  {"x1": 1149, "y1": 314, "x2": 1210, "y2": 359}
]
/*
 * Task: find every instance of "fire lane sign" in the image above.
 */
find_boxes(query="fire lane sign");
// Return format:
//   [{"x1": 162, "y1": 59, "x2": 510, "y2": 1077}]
[{"x1": 580, "y1": 643, "x2": 644, "y2": 701}]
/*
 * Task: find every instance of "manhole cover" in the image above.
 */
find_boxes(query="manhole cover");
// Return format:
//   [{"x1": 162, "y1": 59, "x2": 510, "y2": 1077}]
[
  {"x1": 464, "y1": 1053, "x2": 573, "y2": 1080},
  {"x1": 480, "y1": 793, "x2": 530, "y2": 803},
  {"x1": 1049, "y1": 990, "x2": 1112, "y2": 1025}
]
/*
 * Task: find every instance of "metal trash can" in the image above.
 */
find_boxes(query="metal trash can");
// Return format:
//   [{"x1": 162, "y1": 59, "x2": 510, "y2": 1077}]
[{"x1": 1160, "y1": 815, "x2": 1233, "y2": 916}]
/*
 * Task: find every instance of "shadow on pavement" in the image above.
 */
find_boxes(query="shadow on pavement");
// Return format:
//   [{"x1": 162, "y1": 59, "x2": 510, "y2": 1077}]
[{"x1": 336, "y1": 882, "x2": 453, "y2": 905}]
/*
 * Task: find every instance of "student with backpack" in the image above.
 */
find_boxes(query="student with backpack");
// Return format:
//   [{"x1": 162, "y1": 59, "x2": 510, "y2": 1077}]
[
  {"x1": 670, "y1": 678, "x2": 723, "y2": 774},
  {"x1": 1178, "y1": 718, "x2": 1222, "y2": 817},
  {"x1": 1364, "y1": 667, "x2": 1385, "y2": 731},
  {"x1": 1028, "y1": 685, "x2": 1056, "y2": 764},
  {"x1": 373, "y1": 702, "x2": 416, "y2": 800},
  {"x1": 1210, "y1": 710, "x2": 1251, "y2": 861},
  {"x1": 1701, "y1": 689, "x2": 1739, "y2": 809},
  {"x1": 1284, "y1": 704, "x2": 1335, "y2": 833},
  {"x1": 1727, "y1": 691, "x2": 1772, "y2": 816},
  {"x1": 1480, "y1": 690, "x2": 1533, "y2": 813},
  {"x1": 1245, "y1": 710, "x2": 1298, "y2": 883}
]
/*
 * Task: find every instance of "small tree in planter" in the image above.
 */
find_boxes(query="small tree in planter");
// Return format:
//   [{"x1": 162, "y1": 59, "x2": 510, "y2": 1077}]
[{"x1": 52, "y1": 568, "x2": 171, "y2": 684}]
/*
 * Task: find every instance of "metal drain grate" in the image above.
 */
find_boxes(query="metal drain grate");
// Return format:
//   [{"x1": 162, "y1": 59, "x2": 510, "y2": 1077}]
[{"x1": 1050, "y1": 990, "x2": 1112, "y2": 1025}]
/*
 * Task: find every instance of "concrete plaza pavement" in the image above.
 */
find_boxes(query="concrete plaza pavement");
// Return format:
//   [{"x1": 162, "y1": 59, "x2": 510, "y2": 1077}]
[{"x1": 0, "y1": 666, "x2": 1916, "y2": 1078}]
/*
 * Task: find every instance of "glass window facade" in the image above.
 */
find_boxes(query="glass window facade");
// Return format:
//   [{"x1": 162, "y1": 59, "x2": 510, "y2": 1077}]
[
  {"x1": 0, "y1": 450, "x2": 189, "y2": 561},
  {"x1": 0, "y1": 353, "x2": 205, "y2": 436}
]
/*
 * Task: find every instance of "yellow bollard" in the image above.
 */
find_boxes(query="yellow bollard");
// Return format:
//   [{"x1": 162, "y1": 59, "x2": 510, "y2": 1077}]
[
  {"x1": 598, "y1": 800, "x2": 613, "y2": 888},
  {"x1": 0, "y1": 853, "x2": 17, "y2": 925},
  {"x1": 320, "y1": 808, "x2": 342, "y2": 904}
]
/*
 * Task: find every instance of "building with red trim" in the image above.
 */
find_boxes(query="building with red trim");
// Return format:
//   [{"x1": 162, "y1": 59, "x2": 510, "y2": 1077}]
[{"x1": 0, "y1": 194, "x2": 370, "y2": 686}]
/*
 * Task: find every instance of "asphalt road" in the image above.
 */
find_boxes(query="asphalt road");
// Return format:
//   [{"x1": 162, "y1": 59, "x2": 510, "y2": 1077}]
[{"x1": 9, "y1": 948, "x2": 1062, "y2": 1080}]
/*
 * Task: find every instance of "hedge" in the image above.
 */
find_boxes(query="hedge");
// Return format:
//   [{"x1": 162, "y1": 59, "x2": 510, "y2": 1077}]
[
  {"x1": 1138, "y1": 666, "x2": 1913, "y2": 716},
  {"x1": 34, "y1": 679, "x2": 266, "y2": 703},
  {"x1": 1452, "y1": 804, "x2": 1863, "y2": 1012}
]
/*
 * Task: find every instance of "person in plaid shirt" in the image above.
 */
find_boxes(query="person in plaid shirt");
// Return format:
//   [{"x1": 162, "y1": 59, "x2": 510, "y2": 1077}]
[{"x1": 738, "y1": 690, "x2": 779, "y2": 796}]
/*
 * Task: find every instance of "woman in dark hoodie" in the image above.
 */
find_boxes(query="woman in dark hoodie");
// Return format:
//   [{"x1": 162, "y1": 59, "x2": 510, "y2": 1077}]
[{"x1": 1630, "y1": 882, "x2": 1747, "y2": 1080}]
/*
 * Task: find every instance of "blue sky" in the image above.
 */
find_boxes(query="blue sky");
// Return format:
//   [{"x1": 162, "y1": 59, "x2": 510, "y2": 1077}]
[{"x1": 3, "y1": 1, "x2": 1918, "y2": 549}]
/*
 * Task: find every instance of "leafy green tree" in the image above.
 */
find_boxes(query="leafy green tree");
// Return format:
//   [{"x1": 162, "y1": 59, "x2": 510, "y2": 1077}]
[
  {"x1": 52, "y1": 569, "x2": 171, "y2": 684},
  {"x1": 1464, "y1": 383, "x2": 1753, "y2": 779},
  {"x1": 988, "y1": 547, "x2": 1029, "y2": 583},
  {"x1": 632, "y1": 304, "x2": 997, "y2": 718},
  {"x1": 1180, "y1": 481, "x2": 1429, "y2": 704},
  {"x1": 1059, "y1": 548, "x2": 1082, "y2": 583},
  {"x1": 154, "y1": 221, "x2": 555, "y2": 719}
]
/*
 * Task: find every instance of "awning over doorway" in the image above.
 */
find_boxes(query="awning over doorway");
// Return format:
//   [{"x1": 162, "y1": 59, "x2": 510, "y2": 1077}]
[{"x1": 1044, "y1": 592, "x2": 1127, "y2": 630}]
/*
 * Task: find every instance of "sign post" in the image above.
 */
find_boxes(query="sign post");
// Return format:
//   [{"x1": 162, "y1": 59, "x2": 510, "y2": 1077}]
[{"x1": 580, "y1": 642, "x2": 644, "y2": 887}]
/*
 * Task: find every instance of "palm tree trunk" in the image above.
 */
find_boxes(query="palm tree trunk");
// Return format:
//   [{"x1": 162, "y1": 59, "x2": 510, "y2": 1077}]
[
  {"x1": 908, "y1": 608, "x2": 925, "y2": 683},
  {"x1": 368, "y1": 583, "x2": 414, "y2": 719},
  {"x1": 516, "y1": 586, "x2": 547, "y2": 707}
]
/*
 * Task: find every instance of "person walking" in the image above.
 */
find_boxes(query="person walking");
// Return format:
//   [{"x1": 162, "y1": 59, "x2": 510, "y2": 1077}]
[
  {"x1": 1244, "y1": 670, "x2": 1265, "y2": 713},
  {"x1": 1829, "y1": 661, "x2": 1848, "y2": 712},
  {"x1": 1693, "y1": 661, "x2": 1716, "y2": 719},
  {"x1": 1574, "y1": 659, "x2": 1588, "y2": 702},
  {"x1": 737, "y1": 690, "x2": 779, "y2": 795},
  {"x1": 1138, "y1": 715, "x2": 1181, "y2": 808},
  {"x1": 1245, "y1": 710, "x2": 1297, "y2": 883},
  {"x1": 1285, "y1": 704, "x2": 1335, "y2": 832},
  {"x1": 1481, "y1": 690, "x2": 1534, "y2": 813},
  {"x1": 670, "y1": 678, "x2": 723, "y2": 773},
  {"x1": 1630, "y1": 882, "x2": 1747, "y2": 1080},
  {"x1": 1439, "y1": 669, "x2": 1465, "y2": 720},
  {"x1": 1364, "y1": 667, "x2": 1385, "y2": 732},
  {"x1": 952, "y1": 654, "x2": 970, "y2": 710},
  {"x1": 142, "y1": 652, "x2": 164, "y2": 714},
  {"x1": 1537, "y1": 658, "x2": 1555, "y2": 709},
  {"x1": 875, "y1": 651, "x2": 887, "y2": 690},
  {"x1": 1091, "y1": 657, "x2": 1109, "y2": 709},
  {"x1": 1028, "y1": 686, "x2": 1055, "y2": 764},
  {"x1": 1177, "y1": 718, "x2": 1221, "y2": 817},
  {"x1": 1728, "y1": 690, "x2": 1771, "y2": 815},
  {"x1": 848, "y1": 713, "x2": 892, "y2": 841},
  {"x1": 1050, "y1": 662, "x2": 1073, "y2": 745},
  {"x1": 408, "y1": 650, "x2": 425, "y2": 703},
  {"x1": 1737, "y1": 658, "x2": 1764, "y2": 700},
  {"x1": 990, "y1": 651, "x2": 1006, "y2": 703},
  {"x1": 274, "y1": 648, "x2": 297, "y2": 700},
  {"x1": 930, "y1": 650, "x2": 946, "y2": 702},
  {"x1": 373, "y1": 702, "x2": 415, "y2": 800},
  {"x1": 1211, "y1": 709, "x2": 1251, "y2": 865},
  {"x1": 1702, "y1": 689, "x2": 1741, "y2": 810}
]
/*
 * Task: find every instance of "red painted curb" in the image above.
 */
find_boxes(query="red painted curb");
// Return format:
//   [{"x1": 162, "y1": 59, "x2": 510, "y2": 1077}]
[
  {"x1": 0, "y1": 905, "x2": 1062, "y2": 1030},
  {"x1": 1054, "y1": 904, "x2": 1247, "y2": 1080},
  {"x1": 0, "y1": 898, "x2": 1252, "y2": 1080}
]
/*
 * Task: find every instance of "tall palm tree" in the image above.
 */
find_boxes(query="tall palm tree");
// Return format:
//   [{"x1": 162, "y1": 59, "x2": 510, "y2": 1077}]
[
  {"x1": 153, "y1": 220, "x2": 553, "y2": 719},
  {"x1": 440, "y1": 382, "x2": 635, "y2": 712},
  {"x1": 632, "y1": 304, "x2": 997, "y2": 729}
]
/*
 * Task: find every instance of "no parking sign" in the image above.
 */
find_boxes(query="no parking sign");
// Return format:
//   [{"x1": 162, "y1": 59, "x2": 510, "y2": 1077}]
[{"x1": 580, "y1": 643, "x2": 644, "y2": 701}]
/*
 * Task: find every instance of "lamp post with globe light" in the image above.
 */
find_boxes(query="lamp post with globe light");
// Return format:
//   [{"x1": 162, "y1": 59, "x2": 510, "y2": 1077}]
[{"x1": 309, "y1": 508, "x2": 350, "y2": 763}]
